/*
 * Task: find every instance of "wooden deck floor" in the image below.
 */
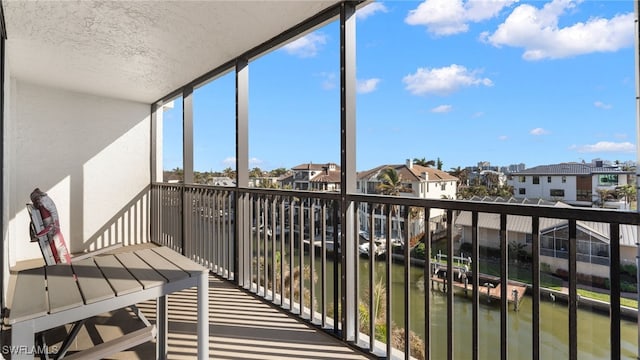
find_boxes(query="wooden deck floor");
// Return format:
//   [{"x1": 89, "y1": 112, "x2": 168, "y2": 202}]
[{"x1": 9, "y1": 274, "x2": 372, "y2": 360}]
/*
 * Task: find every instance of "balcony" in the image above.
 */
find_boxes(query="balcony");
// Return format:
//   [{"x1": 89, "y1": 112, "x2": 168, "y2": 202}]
[
  {"x1": 2, "y1": 1, "x2": 639, "y2": 360},
  {"x1": 150, "y1": 183, "x2": 640, "y2": 359}
]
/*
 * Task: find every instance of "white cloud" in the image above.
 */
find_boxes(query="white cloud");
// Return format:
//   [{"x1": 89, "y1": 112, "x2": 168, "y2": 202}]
[
  {"x1": 483, "y1": 0, "x2": 634, "y2": 60},
  {"x1": 614, "y1": 133, "x2": 628, "y2": 140},
  {"x1": 471, "y1": 111, "x2": 485, "y2": 118},
  {"x1": 282, "y1": 32, "x2": 327, "y2": 58},
  {"x1": 594, "y1": 101, "x2": 612, "y2": 110},
  {"x1": 498, "y1": 135, "x2": 508, "y2": 141},
  {"x1": 357, "y1": 78, "x2": 381, "y2": 94},
  {"x1": 222, "y1": 157, "x2": 263, "y2": 167},
  {"x1": 318, "y1": 72, "x2": 337, "y2": 90},
  {"x1": 222, "y1": 157, "x2": 236, "y2": 166},
  {"x1": 249, "y1": 157, "x2": 263, "y2": 167},
  {"x1": 403, "y1": 64, "x2": 493, "y2": 96},
  {"x1": 530, "y1": 127, "x2": 549, "y2": 135},
  {"x1": 431, "y1": 104, "x2": 453, "y2": 113},
  {"x1": 569, "y1": 141, "x2": 635, "y2": 153},
  {"x1": 405, "y1": 0, "x2": 517, "y2": 36},
  {"x1": 357, "y1": 2, "x2": 388, "y2": 20}
]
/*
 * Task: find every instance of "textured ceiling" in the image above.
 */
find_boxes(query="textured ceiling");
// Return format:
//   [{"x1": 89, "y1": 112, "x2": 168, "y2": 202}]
[{"x1": 3, "y1": 1, "x2": 341, "y2": 103}]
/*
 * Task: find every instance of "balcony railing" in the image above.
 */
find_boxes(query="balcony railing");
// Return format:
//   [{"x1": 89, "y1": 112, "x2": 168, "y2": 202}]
[{"x1": 150, "y1": 183, "x2": 640, "y2": 360}]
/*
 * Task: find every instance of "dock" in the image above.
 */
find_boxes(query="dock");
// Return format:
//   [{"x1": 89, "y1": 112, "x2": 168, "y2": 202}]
[{"x1": 430, "y1": 275, "x2": 527, "y2": 311}]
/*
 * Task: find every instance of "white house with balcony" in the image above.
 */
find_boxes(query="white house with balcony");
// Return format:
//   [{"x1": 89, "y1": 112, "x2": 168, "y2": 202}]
[
  {"x1": 507, "y1": 162, "x2": 633, "y2": 208},
  {"x1": 356, "y1": 159, "x2": 458, "y2": 239}
]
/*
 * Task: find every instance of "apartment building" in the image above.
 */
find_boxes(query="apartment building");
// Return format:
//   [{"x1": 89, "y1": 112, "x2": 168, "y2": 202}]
[{"x1": 507, "y1": 161, "x2": 633, "y2": 208}]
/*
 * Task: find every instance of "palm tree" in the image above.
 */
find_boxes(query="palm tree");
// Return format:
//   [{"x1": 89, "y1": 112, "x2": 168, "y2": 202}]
[
  {"x1": 269, "y1": 167, "x2": 289, "y2": 177},
  {"x1": 249, "y1": 167, "x2": 263, "y2": 178},
  {"x1": 377, "y1": 167, "x2": 405, "y2": 195},
  {"x1": 448, "y1": 166, "x2": 468, "y2": 188},
  {"x1": 413, "y1": 157, "x2": 435, "y2": 167},
  {"x1": 222, "y1": 167, "x2": 236, "y2": 180},
  {"x1": 596, "y1": 188, "x2": 614, "y2": 208},
  {"x1": 377, "y1": 167, "x2": 406, "y2": 244},
  {"x1": 616, "y1": 184, "x2": 636, "y2": 210}
]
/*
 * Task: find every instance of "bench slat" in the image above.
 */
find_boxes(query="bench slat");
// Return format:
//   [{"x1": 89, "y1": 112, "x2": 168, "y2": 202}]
[
  {"x1": 152, "y1": 246, "x2": 208, "y2": 276},
  {"x1": 46, "y1": 265, "x2": 84, "y2": 313},
  {"x1": 72, "y1": 258, "x2": 115, "y2": 304},
  {"x1": 115, "y1": 252, "x2": 165, "y2": 289},
  {"x1": 9, "y1": 267, "x2": 47, "y2": 323},
  {"x1": 135, "y1": 248, "x2": 188, "y2": 283},
  {"x1": 93, "y1": 255, "x2": 142, "y2": 296}
]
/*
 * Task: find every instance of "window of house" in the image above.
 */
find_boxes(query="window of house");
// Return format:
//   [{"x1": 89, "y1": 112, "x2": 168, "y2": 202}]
[
  {"x1": 550, "y1": 189, "x2": 565, "y2": 197},
  {"x1": 519, "y1": 188, "x2": 526, "y2": 195},
  {"x1": 441, "y1": 183, "x2": 446, "y2": 190},
  {"x1": 519, "y1": 176, "x2": 526, "y2": 183},
  {"x1": 547, "y1": 176, "x2": 552, "y2": 183},
  {"x1": 598, "y1": 174, "x2": 618, "y2": 185},
  {"x1": 533, "y1": 176, "x2": 540, "y2": 184},
  {"x1": 562, "y1": 176, "x2": 566, "y2": 183}
]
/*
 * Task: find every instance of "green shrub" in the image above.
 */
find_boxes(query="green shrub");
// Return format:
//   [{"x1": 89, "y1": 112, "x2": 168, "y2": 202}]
[
  {"x1": 621, "y1": 281, "x2": 637, "y2": 293},
  {"x1": 459, "y1": 242, "x2": 472, "y2": 254},
  {"x1": 621, "y1": 263, "x2": 637, "y2": 278},
  {"x1": 411, "y1": 242, "x2": 426, "y2": 259}
]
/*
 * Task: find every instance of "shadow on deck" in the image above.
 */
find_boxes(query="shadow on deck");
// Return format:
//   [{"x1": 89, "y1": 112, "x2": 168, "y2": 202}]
[{"x1": 9, "y1": 274, "x2": 372, "y2": 359}]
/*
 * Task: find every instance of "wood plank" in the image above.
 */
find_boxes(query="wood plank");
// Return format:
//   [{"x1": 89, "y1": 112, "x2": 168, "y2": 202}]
[
  {"x1": 46, "y1": 265, "x2": 84, "y2": 313},
  {"x1": 115, "y1": 252, "x2": 165, "y2": 289},
  {"x1": 93, "y1": 255, "x2": 142, "y2": 296},
  {"x1": 152, "y1": 247, "x2": 208, "y2": 276},
  {"x1": 9, "y1": 267, "x2": 47, "y2": 323},
  {"x1": 135, "y1": 248, "x2": 189, "y2": 283},
  {"x1": 72, "y1": 258, "x2": 115, "y2": 304}
]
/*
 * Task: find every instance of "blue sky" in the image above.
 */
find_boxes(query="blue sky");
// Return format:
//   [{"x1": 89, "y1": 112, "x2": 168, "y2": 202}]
[{"x1": 163, "y1": 0, "x2": 637, "y2": 173}]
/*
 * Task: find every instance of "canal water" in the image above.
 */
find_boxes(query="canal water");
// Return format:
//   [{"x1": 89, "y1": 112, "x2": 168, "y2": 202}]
[{"x1": 307, "y1": 254, "x2": 639, "y2": 359}]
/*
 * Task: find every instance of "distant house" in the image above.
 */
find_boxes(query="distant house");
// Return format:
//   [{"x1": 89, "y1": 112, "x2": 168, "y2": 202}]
[
  {"x1": 208, "y1": 177, "x2": 236, "y2": 187},
  {"x1": 454, "y1": 196, "x2": 637, "y2": 278},
  {"x1": 249, "y1": 176, "x2": 279, "y2": 188},
  {"x1": 356, "y1": 159, "x2": 458, "y2": 238},
  {"x1": 357, "y1": 159, "x2": 458, "y2": 200},
  {"x1": 507, "y1": 161, "x2": 633, "y2": 208},
  {"x1": 282, "y1": 163, "x2": 341, "y2": 192}
]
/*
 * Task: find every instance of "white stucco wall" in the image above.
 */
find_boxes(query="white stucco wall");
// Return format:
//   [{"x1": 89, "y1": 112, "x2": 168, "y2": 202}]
[
  {"x1": 4, "y1": 80, "x2": 151, "y2": 267},
  {"x1": 509, "y1": 175, "x2": 577, "y2": 201}
]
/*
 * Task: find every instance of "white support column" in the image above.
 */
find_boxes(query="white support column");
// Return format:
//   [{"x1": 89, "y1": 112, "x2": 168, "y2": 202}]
[
  {"x1": 236, "y1": 58, "x2": 249, "y2": 189},
  {"x1": 150, "y1": 102, "x2": 164, "y2": 183},
  {"x1": 340, "y1": 1, "x2": 357, "y2": 342},
  {"x1": 182, "y1": 86, "x2": 194, "y2": 259},
  {"x1": 183, "y1": 86, "x2": 194, "y2": 184},
  {"x1": 236, "y1": 58, "x2": 249, "y2": 285}
]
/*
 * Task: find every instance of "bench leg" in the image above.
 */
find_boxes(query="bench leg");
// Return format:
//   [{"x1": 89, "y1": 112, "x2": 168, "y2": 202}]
[
  {"x1": 156, "y1": 296, "x2": 167, "y2": 360},
  {"x1": 11, "y1": 322, "x2": 35, "y2": 360},
  {"x1": 54, "y1": 319, "x2": 85, "y2": 359},
  {"x1": 197, "y1": 273, "x2": 209, "y2": 360}
]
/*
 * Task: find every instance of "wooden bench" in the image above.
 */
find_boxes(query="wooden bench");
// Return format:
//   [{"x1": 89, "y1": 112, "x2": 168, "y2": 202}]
[{"x1": 8, "y1": 246, "x2": 209, "y2": 360}]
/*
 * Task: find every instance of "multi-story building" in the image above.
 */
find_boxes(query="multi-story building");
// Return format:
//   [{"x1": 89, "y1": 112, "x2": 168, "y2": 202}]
[
  {"x1": 356, "y1": 159, "x2": 458, "y2": 238},
  {"x1": 507, "y1": 161, "x2": 633, "y2": 208},
  {"x1": 357, "y1": 159, "x2": 457, "y2": 200},
  {"x1": 500, "y1": 163, "x2": 526, "y2": 174},
  {"x1": 280, "y1": 162, "x2": 341, "y2": 191}
]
